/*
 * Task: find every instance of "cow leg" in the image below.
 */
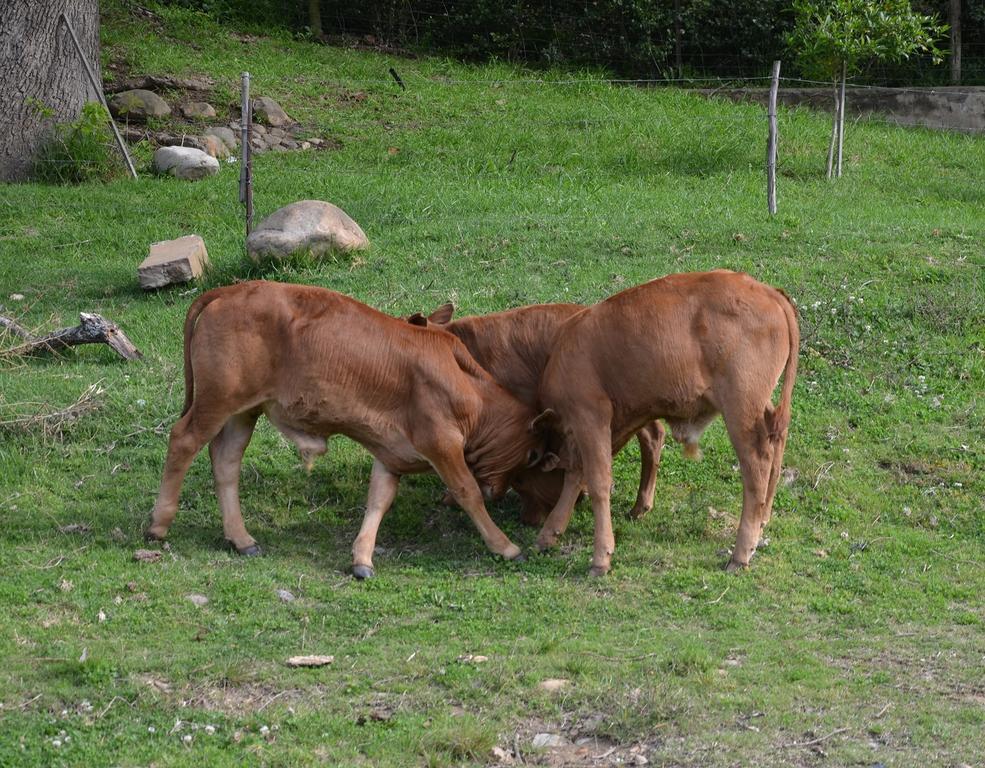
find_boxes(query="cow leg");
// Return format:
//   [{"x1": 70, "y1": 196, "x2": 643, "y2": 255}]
[
  {"x1": 351, "y1": 460, "x2": 401, "y2": 579},
  {"x1": 146, "y1": 407, "x2": 228, "y2": 542},
  {"x1": 209, "y1": 411, "x2": 260, "y2": 555},
  {"x1": 582, "y1": 440, "x2": 616, "y2": 577},
  {"x1": 722, "y1": 410, "x2": 773, "y2": 572},
  {"x1": 760, "y1": 429, "x2": 789, "y2": 533},
  {"x1": 534, "y1": 469, "x2": 585, "y2": 550},
  {"x1": 430, "y1": 451, "x2": 522, "y2": 561},
  {"x1": 629, "y1": 420, "x2": 665, "y2": 519}
]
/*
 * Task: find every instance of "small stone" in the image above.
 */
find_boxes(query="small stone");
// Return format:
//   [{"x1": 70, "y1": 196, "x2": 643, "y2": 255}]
[
  {"x1": 532, "y1": 733, "x2": 567, "y2": 748},
  {"x1": 268, "y1": 127, "x2": 286, "y2": 138},
  {"x1": 97, "y1": 609, "x2": 107, "y2": 622},
  {"x1": 276, "y1": 589, "x2": 295, "y2": 602},
  {"x1": 253, "y1": 124, "x2": 267, "y2": 135},
  {"x1": 282, "y1": 139, "x2": 298, "y2": 150},
  {"x1": 153, "y1": 146, "x2": 219, "y2": 181},
  {"x1": 186, "y1": 594, "x2": 209, "y2": 607},
  {"x1": 9, "y1": 293, "x2": 24, "y2": 301},
  {"x1": 205, "y1": 126, "x2": 238, "y2": 151},
  {"x1": 632, "y1": 755, "x2": 649, "y2": 766},
  {"x1": 139, "y1": 235, "x2": 209, "y2": 290},
  {"x1": 300, "y1": 141, "x2": 311, "y2": 150},
  {"x1": 181, "y1": 101, "x2": 216, "y2": 119},
  {"x1": 182, "y1": 734, "x2": 193, "y2": 745},
  {"x1": 538, "y1": 678, "x2": 570, "y2": 692},
  {"x1": 286, "y1": 655, "x2": 334, "y2": 667},
  {"x1": 457, "y1": 654, "x2": 489, "y2": 664},
  {"x1": 246, "y1": 200, "x2": 369, "y2": 262},
  {"x1": 109, "y1": 89, "x2": 171, "y2": 120},
  {"x1": 253, "y1": 96, "x2": 292, "y2": 126},
  {"x1": 490, "y1": 745, "x2": 513, "y2": 763}
]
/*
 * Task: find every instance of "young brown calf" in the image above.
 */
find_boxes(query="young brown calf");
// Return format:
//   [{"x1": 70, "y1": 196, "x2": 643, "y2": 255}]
[
  {"x1": 534, "y1": 270, "x2": 799, "y2": 576},
  {"x1": 410, "y1": 303, "x2": 666, "y2": 525},
  {"x1": 145, "y1": 281, "x2": 549, "y2": 577}
]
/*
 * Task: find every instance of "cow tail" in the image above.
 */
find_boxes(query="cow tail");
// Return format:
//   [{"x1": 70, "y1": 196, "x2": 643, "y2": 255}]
[
  {"x1": 180, "y1": 290, "x2": 222, "y2": 416},
  {"x1": 765, "y1": 289, "x2": 799, "y2": 444}
]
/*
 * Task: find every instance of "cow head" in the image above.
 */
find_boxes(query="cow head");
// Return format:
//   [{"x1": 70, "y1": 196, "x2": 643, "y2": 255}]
[{"x1": 508, "y1": 409, "x2": 572, "y2": 525}]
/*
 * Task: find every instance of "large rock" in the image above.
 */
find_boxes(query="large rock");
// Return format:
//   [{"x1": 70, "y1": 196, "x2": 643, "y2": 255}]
[
  {"x1": 246, "y1": 200, "x2": 369, "y2": 262},
  {"x1": 253, "y1": 96, "x2": 292, "y2": 127},
  {"x1": 153, "y1": 146, "x2": 219, "y2": 180},
  {"x1": 181, "y1": 101, "x2": 217, "y2": 119},
  {"x1": 205, "y1": 126, "x2": 238, "y2": 151},
  {"x1": 138, "y1": 235, "x2": 209, "y2": 289},
  {"x1": 109, "y1": 89, "x2": 171, "y2": 120},
  {"x1": 199, "y1": 134, "x2": 230, "y2": 159}
]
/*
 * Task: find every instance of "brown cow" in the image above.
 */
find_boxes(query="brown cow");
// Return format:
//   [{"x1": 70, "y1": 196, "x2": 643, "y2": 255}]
[
  {"x1": 145, "y1": 281, "x2": 551, "y2": 578},
  {"x1": 533, "y1": 270, "x2": 799, "y2": 575},
  {"x1": 409, "y1": 302, "x2": 666, "y2": 525}
]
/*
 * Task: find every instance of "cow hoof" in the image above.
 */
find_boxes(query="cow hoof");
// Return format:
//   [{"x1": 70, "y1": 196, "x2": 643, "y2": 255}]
[
  {"x1": 144, "y1": 528, "x2": 165, "y2": 542},
  {"x1": 588, "y1": 565, "x2": 610, "y2": 578},
  {"x1": 725, "y1": 558, "x2": 748, "y2": 573},
  {"x1": 628, "y1": 505, "x2": 650, "y2": 520},
  {"x1": 237, "y1": 544, "x2": 263, "y2": 557},
  {"x1": 510, "y1": 551, "x2": 527, "y2": 563},
  {"x1": 352, "y1": 564, "x2": 375, "y2": 580}
]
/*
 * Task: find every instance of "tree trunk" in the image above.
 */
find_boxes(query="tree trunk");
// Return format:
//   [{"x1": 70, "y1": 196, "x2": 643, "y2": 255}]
[
  {"x1": 950, "y1": 0, "x2": 961, "y2": 85},
  {"x1": 308, "y1": 0, "x2": 323, "y2": 39},
  {"x1": 0, "y1": 0, "x2": 100, "y2": 182}
]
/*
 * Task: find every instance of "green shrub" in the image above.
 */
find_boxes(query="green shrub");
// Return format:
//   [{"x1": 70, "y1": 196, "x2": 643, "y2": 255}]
[{"x1": 35, "y1": 102, "x2": 125, "y2": 184}]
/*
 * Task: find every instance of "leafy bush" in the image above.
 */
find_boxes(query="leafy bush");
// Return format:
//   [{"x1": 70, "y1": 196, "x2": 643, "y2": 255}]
[{"x1": 35, "y1": 102, "x2": 125, "y2": 184}]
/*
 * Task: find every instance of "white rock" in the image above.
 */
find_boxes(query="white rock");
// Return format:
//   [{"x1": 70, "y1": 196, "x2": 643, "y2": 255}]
[
  {"x1": 153, "y1": 146, "x2": 219, "y2": 181},
  {"x1": 532, "y1": 733, "x2": 567, "y2": 748},
  {"x1": 276, "y1": 589, "x2": 296, "y2": 602},
  {"x1": 246, "y1": 200, "x2": 369, "y2": 262},
  {"x1": 9, "y1": 293, "x2": 24, "y2": 301},
  {"x1": 538, "y1": 678, "x2": 571, "y2": 692},
  {"x1": 186, "y1": 594, "x2": 209, "y2": 607}
]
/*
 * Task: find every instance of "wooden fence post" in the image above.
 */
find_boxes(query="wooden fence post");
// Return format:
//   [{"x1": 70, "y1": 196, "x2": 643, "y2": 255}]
[{"x1": 767, "y1": 60, "x2": 781, "y2": 216}]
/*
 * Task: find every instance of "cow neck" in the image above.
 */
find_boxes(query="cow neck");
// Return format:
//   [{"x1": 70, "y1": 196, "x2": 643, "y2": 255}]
[{"x1": 451, "y1": 341, "x2": 532, "y2": 483}]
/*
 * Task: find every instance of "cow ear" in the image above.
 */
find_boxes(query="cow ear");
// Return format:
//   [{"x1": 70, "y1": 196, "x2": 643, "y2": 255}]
[
  {"x1": 529, "y1": 408, "x2": 558, "y2": 434},
  {"x1": 407, "y1": 312, "x2": 428, "y2": 327},
  {"x1": 525, "y1": 447, "x2": 543, "y2": 468},
  {"x1": 428, "y1": 302, "x2": 455, "y2": 325},
  {"x1": 539, "y1": 452, "x2": 562, "y2": 472}
]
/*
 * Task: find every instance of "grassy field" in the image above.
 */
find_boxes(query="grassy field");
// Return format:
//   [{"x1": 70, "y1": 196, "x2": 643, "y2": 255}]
[{"x1": 1, "y1": 4, "x2": 983, "y2": 766}]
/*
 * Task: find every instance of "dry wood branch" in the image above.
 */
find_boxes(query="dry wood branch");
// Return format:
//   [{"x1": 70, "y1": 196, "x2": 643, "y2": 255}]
[
  {"x1": 1, "y1": 312, "x2": 142, "y2": 360},
  {"x1": 781, "y1": 727, "x2": 850, "y2": 748},
  {"x1": 0, "y1": 383, "x2": 105, "y2": 437}
]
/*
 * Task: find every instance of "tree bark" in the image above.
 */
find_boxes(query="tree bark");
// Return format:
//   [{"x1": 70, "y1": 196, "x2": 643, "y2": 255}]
[
  {"x1": 0, "y1": 0, "x2": 100, "y2": 182},
  {"x1": 950, "y1": 0, "x2": 961, "y2": 85},
  {"x1": 308, "y1": 0, "x2": 323, "y2": 39}
]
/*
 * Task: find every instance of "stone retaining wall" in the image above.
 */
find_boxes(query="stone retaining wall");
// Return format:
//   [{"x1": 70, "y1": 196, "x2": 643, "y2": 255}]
[{"x1": 698, "y1": 87, "x2": 985, "y2": 133}]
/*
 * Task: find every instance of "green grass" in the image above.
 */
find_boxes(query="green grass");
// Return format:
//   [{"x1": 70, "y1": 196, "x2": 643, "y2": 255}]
[{"x1": 1, "y1": 3, "x2": 983, "y2": 766}]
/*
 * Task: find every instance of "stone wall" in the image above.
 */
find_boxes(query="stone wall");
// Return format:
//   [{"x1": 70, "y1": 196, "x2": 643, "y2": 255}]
[{"x1": 698, "y1": 87, "x2": 985, "y2": 134}]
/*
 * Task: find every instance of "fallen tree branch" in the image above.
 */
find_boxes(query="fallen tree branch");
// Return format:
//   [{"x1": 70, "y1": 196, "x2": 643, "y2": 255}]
[
  {"x1": 1, "y1": 312, "x2": 142, "y2": 360},
  {"x1": 0, "y1": 383, "x2": 105, "y2": 437}
]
